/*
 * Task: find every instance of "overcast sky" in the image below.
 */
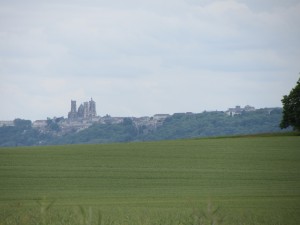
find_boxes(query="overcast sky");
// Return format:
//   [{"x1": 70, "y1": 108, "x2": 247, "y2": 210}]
[{"x1": 0, "y1": 0, "x2": 299, "y2": 120}]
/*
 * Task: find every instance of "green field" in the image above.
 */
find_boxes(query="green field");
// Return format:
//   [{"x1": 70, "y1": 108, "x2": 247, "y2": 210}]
[{"x1": 0, "y1": 136, "x2": 300, "y2": 224}]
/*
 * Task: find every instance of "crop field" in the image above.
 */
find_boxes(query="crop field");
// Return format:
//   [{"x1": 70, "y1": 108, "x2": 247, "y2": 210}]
[{"x1": 0, "y1": 135, "x2": 300, "y2": 225}]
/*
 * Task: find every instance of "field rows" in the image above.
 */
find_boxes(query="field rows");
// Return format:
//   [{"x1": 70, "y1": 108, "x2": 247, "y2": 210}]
[{"x1": 0, "y1": 136, "x2": 300, "y2": 224}]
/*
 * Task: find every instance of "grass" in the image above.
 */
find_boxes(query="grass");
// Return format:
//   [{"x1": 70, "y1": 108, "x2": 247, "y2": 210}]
[{"x1": 0, "y1": 135, "x2": 300, "y2": 224}]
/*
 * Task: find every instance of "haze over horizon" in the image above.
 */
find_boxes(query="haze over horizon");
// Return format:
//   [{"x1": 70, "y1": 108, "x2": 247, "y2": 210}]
[{"x1": 1, "y1": 0, "x2": 299, "y2": 120}]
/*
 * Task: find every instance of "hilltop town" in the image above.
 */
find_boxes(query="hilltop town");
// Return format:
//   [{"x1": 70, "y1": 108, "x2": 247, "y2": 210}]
[
  {"x1": 0, "y1": 98, "x2": 280, "y2": 135},
  {"x1": 34, "y1": 99, "x2": 269, "y2": 134},
  {"x1": 0, "y1": 99, "x2": 284, "y2": 146},
  {"x1": 23, "y1": 98, "x2": 171, "y2": 135}
]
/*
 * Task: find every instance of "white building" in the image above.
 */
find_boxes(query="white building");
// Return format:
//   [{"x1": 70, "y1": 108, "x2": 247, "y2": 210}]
[
  {"x1": 0, "y1": 121, "x2": 14, "y2": 127},
  {"x1": 32, "y1": 120, "x2": 47, "y2": 128},
  {"x1": 226, "y1": 105, "x2": 256, "y2": 116}
]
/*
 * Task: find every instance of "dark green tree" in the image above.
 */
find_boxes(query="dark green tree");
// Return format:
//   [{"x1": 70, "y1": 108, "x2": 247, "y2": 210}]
[
  {"x1": 280, "y1": 77, "x2": 300, "y2": 131},
  {"x1": 13, "y1": 119, "x2": 32, "y2": 129},
  {"x1": 46, "y1": 118, "x2": 61, "y2": 132}
]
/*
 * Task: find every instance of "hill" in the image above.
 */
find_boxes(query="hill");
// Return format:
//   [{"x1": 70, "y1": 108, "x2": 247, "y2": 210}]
[
  {"x1": 51, "y1": 108, "x2": 286, "y2": 145},
  {"x1": 0, "y1": 108, "x2": 290, "y2": 146}
]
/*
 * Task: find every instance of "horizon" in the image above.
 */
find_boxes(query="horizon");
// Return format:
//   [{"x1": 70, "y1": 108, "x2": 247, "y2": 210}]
[
  {"x1": 0, "y1": 102, "x2": 282, "y2": 122},
  {"x1": 1, "y1": 0, "x2": 299, "y2": 120}
]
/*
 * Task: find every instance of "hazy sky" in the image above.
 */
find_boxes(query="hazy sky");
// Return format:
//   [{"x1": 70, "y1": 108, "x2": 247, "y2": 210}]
[{"x1": 1, "y1": 0, "x2": 299, "y2": 120}]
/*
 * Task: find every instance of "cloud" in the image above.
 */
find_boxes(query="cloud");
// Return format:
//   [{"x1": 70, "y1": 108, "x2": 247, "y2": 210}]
[{"x1": 0, "y1": 0, "x2": 299, "y2": 120}]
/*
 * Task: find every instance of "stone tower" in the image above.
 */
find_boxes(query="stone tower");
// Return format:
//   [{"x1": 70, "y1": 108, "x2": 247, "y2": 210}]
[
  {"x1": 83, "y1": 102, "x2": 89, "y2": 118},
  {"x1": 88, "y1": 98, "x2": 97, "y2": 117},
  {"x1": 68, "y1": 100, "x2": 77, "y2": 119},
  {"x1": 77, "y1": 104, "x2": 84, "y2": 118},
  {"x1": 67, "y1": 98, "x2": 97, "y2": 120}
]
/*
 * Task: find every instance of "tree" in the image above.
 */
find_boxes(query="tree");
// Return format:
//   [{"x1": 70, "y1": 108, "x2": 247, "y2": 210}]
[
  {"x1": 280, "y1": 77, "x2": 300, "y2": 131},
  {"x1": 13, "y1": 119, "x2": 32, "y2": 129},
  {"x1": 46, "y1": 118, "x2": 61, "y2": 132}
]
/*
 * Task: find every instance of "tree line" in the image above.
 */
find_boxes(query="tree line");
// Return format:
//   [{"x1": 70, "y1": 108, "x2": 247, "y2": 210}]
[{"x1": 0, "y1": 109, "x2": 288, "y2": 147}]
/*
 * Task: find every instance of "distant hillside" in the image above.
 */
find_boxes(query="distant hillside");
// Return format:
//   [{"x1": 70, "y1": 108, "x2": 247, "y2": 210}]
[
  {"x1": 46, "y1": 108, "x2": 288, "y2": 145},
  {"x1": 141, "y1": 108, "x2": 285, "y2": 141},
  {"x1": 0, "y1": 108, "x2": 290, "y2": 147},
  {"x1": 0, "y1": 119, "x2": 52, "y2": 147}
]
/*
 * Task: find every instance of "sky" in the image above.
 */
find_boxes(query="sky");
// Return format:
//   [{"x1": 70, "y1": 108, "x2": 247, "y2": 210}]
[{"x1": 0, "y1": 0, "x2": 300, "y2": 120}]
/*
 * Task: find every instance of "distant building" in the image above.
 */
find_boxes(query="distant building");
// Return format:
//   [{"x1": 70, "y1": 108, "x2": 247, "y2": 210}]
[
  {"x1": 153, "y1": 114, "x2": 170, "y2": 120},
  {"x1": 0, "y1": 121, "x2": 14, "y2": 127},
  {"x1": 68, "y1": 100, "x2": 77, "y2": 119},
  {"x1": 88, "y1": 98, "x2": 96, "y2": 117},
  {"x1": 83, "y1": 102, "x2": 89, "y2": 118},
  {"x1": 226, "y1": 105, "x2": 256, "y2": 116},
  {"x1": 244, "y1": 105, "x2": 256, "y2": 112},
  {"x1": 68, "y1": 98, "x2": 97, "y2": 120},
  {"x1": 78, "y1": 104, "x2": 84, "y2": 118},
  {"x1": 32, "y1": 120, "x2": 47, "y2": 128}
]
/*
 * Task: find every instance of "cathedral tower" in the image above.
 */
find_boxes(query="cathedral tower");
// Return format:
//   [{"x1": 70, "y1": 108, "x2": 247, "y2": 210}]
[
  {"x1": 88, "y1": 98, "x2": 97, "y2": 117},
  {"x1": 68, "y1": 100, "x2": 77, "y2": 119},
  {"x1": 68, "y1": 98, "x2": 97, "y2": 120}
]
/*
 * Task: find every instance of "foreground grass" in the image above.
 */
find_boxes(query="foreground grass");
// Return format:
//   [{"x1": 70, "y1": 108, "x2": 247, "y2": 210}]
[{"x1": 0, "y1": 136, "x2": 299, "y2": 224}]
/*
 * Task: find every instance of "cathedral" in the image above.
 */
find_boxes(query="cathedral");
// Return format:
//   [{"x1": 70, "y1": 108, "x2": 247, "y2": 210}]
[{"x1": 68, "y1": 98, "x2": 97, "y2": 119}]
